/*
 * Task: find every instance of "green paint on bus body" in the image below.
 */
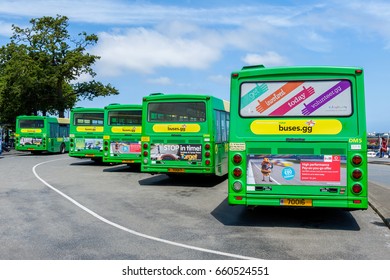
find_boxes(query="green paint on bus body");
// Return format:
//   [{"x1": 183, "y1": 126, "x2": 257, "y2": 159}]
[
  {"x1": 15, "y1": 115, "x2": 70, "y2": 154},
  {"x1": 102, "y1": 103, "x2": 143, "y2": 165},
  {"x1": 141, "y1": 93, "x2": 230, "y2": 176},
  {"x1": 69, "y1": 107, "x2": 105, "y2": 160},
  {"x1": 228, "y1": 65, "x2": 368, "y2": 210}
]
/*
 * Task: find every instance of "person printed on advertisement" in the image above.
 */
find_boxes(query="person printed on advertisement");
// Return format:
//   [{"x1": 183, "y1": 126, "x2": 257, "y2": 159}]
[{"x1": 261, "y1": 157, "x2": 273, "y2": 182}]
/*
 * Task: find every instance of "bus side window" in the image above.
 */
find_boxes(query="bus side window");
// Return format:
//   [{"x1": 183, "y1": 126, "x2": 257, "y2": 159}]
[
  {"x1": 221, "y1": 111, "x2": 227, "y2": 142},
  {"x1": 226, "y1": 112, "x2": 230, "y2": 140},
  {"x1": 50, "y1": 123, "x2": 59, "y2": 138},
  {"x1": 215, "y1": 110, "x2": 222, "y2": 143}
]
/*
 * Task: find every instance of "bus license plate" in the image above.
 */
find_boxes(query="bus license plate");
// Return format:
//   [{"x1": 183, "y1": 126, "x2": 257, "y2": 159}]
[
  {"x1": 122, "y1": 160, "x2": 134, "y2": 163},
  {"x1": 86, "y1": 154, "x2": 95, "y2": 157},
  {"x1": 280, "y1": 198, "x2": 312, "y2": 207},
  {"x1": 168, "y1": 168, "x2": 185, "y2": 173}
]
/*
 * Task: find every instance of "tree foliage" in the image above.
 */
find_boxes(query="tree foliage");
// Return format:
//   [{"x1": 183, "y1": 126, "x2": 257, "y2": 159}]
[{"x1": 0, "y1": 15, "x2": 118, "y2": 124}]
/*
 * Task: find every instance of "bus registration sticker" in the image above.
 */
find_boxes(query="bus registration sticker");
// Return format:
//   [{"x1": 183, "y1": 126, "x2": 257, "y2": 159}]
[
  {"x1": 280, "y1": 198, "x2": 312, "y2": 207},
  {"x1": 229, "y1": 142, "x2": 246, "y2": 151},
  {"x1": 168, "y1": 168, "x2": 185, "y2": 173}
]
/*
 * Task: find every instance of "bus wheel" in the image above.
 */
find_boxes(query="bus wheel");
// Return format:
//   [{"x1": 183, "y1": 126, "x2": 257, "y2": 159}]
[{"x1": 60, "y1": 143, "x2": 66, "y2": 154}]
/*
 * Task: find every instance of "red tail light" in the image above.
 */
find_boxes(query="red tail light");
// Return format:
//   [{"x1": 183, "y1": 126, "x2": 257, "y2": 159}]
[
  {"x1": 205, "y1": 151, "x2": 210, "y2": 158},
  {"x1": 352, "y1": 169, "x2": 362, "y2": 180},
  {"x1": 352, "y1": 184, "x2": 362, "y2": 194},
  {"x1": 233, "y1": 154, "x2": 242, "y2": 164},
  {"x1": 205, "y1": 143, "x2": 211, "y2": 150},
  {"x1": 205, "y1": 159, "x2": 211, "y2": 165},
  {"x1": 143, "y1": 143, "x2": 148, "y2": 149},
  {"x1": 233, "y1": 168, "x2": 242, "y2": 178},
  {"x1": 143, "y1": 151, "x2": 148, "y2": 157},
  {"x1": 352, "y1": 155, "x2": 362, "y2": 166}
]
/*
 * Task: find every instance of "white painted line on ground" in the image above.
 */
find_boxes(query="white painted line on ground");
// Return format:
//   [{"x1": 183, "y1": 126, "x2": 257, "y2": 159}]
[{"x1": 32, "y1": 158, "x2": 258, "y2": 260}]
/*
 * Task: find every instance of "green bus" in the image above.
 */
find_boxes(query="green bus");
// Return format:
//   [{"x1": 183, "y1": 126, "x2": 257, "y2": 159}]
[
  {"x1": 228, "y1": 65, "x2": 368, "y2": 210},
  {"x1": 69, "y1": 107, "x2": 104, "y2": 160},
  {"x1": 102, "y1": 103, "x2": 142, "y2": 165},
  {"x1": 15, "y1": 115, "x2": 69, "y2": 153},
  {"x1": 141, "y1": 93, "x2": 230, "y2": 176}
]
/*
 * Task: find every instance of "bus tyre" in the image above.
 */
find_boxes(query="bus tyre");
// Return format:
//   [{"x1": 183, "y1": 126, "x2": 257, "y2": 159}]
[{"x1": 60, "y1": 143, "x2": 65, "y2": 154}]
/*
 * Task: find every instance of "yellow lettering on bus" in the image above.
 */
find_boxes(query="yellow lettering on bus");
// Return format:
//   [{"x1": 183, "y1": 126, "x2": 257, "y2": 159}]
[
  {"x1": 152, "y1": 124, "x2": 200, "y2": 133},
  {"x1": 250, "y1": 119, "x2": 342, "y2": 135}
]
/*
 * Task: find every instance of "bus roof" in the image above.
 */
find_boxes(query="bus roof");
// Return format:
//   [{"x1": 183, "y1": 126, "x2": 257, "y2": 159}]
[
  {"x1": 142, "y1": 93, "x2": 230, "y2": 112},
  {"x1": 70, "y1": 107, "x2": 104, "y2": 113},
  {"x1": 57, "y1": 118, "x2": 70, "y2": 124},
  {"x1": 104, "y1": 103, "x2": 142, "y2": 110},
  {"x1": 233, "y1": 65, "x2": 364, "y2": 78}
]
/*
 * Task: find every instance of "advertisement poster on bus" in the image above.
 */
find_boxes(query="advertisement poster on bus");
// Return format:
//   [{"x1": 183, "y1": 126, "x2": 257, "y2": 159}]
[
  {"x1": 150, "y1": 143, "x2": 202, "y2": 161},
  {"x1": 109, "y1": 141, "x2": 141, "y2": 156},
  {"x1": 19, "y1": 137, "x2": 43, "y2": 146},
  {"x1": 246, "y1": 154, "x2": 346, "y2": 186},
  {"x1": 240, "y1": 80, "x2": 352, "y2": 117},
  {"x1": 74, "y1": 138, "x2": 103, "y2": 151}
]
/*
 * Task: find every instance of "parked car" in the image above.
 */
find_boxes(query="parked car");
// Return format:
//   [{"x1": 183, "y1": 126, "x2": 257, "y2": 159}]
[{"x1": 367, "y1": 151, "x2": 377, "y2": 157}]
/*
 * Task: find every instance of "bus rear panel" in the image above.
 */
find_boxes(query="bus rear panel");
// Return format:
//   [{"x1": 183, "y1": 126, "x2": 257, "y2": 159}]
[
  {"x1": 69, "y1": 108, "x2": 104, "y2": 160},
  {"x1": 141, "y1": 93, "x2": 229, "y2": 176},
  {"x1": 103, "y1": 104, "x2": 142, "y2": 165},
  {"x1": 15, "y1": 116, "x2": 69, "y2": 153},
  {"x1": 228, "y1": 66, "x2": 368, "y2": 210}
]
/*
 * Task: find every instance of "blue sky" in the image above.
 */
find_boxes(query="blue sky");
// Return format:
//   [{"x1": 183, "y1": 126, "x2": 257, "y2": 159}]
[{"x1": 1, "y1": 0, "x2": 390, "y2": 132}]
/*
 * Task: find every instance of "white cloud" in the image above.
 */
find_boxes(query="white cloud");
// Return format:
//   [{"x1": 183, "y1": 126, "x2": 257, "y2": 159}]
[
  {"x1": 92, "y1": 27, "x2": 221, "y2": 75},
  {"x1": 208, "y1": 74, "x2": 229, "y2": 85},
  {"x1": 146, "y1": 76, "x2": 172, "y2": 85},
  {"x1": 0, "y1": 21, "x2": 12, "y2": 37},
  {"x1": 242, "y1": 51, "x2": 289, "y2": 67}
]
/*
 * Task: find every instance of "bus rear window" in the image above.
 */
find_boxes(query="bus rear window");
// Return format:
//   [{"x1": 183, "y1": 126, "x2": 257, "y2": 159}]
[
  {"x1": 148, "y1": 102, "x2": 206, "y2": 122},
  {"x1": 74, "y1": 113, "x2": 104, "y2": 126},
  {"x1": 19, "y1": 119, "x2": 44, "y2": 128},
  {"x1": 109, "y1": 110, "x2": 142, "y2": 125},
  {"x1": 240, "y1": 80, "x2": 352, "y2": 117}
]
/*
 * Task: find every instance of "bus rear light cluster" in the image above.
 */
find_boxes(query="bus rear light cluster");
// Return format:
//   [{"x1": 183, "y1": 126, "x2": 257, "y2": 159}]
[
  {"x1": 205, "y1": 151, "x2": 210, "y2": 158},
  {"x1": 352, "y1": 155, "x2": 363, "y2": 166},
  {"x1": 233, "y1": 154, "x2": 242, "y2": 164},
  {"x1": 205, "y1": 143, "x2": 211, "y2": 150},
  {"x1": 233, "y1": 167, "x2": 242, "y2": 178},
  {"x1": 352, "y1": 184, "x2": 362, "y2": 194},
  {"x1": 352, "y1": 169, "x2": 362, "y2": 180}
]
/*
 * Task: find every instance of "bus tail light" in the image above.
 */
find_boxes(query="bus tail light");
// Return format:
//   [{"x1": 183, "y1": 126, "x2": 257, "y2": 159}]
[
  {"x1": 233, "y1": 168, "x2": 242, "y2": 178},
  {"x1": 205, "y1": 151, "x2": 210, "y2": 158},
  {"x1": 205, "y1": 143, "x2": 211, "y2": 150},
  {"x1": 352, "y1": 155, "x2": 362, "y2": 166},
  {"x1": 205, "y1": 159, "x2": 211, "y2": 165},
  {"x1": 352, "y1": 169, "x2": 362, "y2": 180},
  {"x1": 352, "y1": 184, "x2": 362, "y2": 194},
  {"x1": 104, "y1": 141, "x2": 109, "y2": 146},
  {"x1": 143, "y1": 151, "x2": 148, "y2": 157},
  {"x1": 143, "y1": 143, "x2": 148, "y2": 149},
  {"x1": 104, "y1": 147, "x2": 108, "y2": 151},
  {"x1": 233, "y1": 154, "x2": 242, "y2": 164}
]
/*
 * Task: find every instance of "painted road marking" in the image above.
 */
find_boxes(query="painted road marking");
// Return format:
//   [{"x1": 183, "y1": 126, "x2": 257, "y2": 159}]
[{"x1": 32, "y1": 158, "x2": 257, "y2": 260}]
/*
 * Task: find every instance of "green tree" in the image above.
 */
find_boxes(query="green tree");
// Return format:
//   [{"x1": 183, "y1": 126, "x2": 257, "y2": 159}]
[{"x1": 0, "y1": 14, "x2": 118, "y2": 123}]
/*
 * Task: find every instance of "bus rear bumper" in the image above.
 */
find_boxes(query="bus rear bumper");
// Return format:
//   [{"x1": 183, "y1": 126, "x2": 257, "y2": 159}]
[{"x1": 228, "y1": 194, "x2": 368, "y2": 210}]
